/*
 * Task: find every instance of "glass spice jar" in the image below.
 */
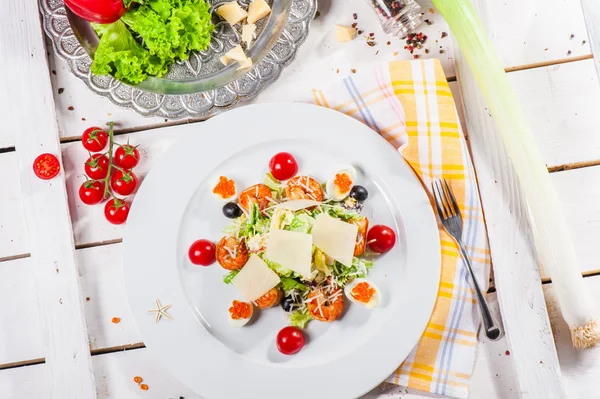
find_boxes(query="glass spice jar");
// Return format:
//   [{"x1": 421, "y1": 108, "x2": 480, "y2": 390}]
[{"x1": 368, "y1": 0, "x2": 422, "y2": 38}]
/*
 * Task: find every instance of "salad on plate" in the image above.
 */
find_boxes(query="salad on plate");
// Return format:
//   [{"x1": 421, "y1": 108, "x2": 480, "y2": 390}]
[{"x1": 188, "y1": 152, "x2": 397, "y2": 355}]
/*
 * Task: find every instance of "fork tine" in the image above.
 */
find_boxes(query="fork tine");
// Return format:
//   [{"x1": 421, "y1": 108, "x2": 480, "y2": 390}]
[
  {"x1": 432, "y1": 180, "x2": 447, "y2": 219},
  {"x1": 431, "y1": 180, "x2": 444, "y2": 220},
  {"x1": 440, "y1": 179, "x2": 455, "y2": 217},
  {"x1": 443, "y1": 179, "x2": 460, "y2": 217}
]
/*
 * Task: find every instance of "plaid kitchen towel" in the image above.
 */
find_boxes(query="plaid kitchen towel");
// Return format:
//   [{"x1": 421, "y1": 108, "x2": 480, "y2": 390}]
[{"x1": 310, "y1": 59, "x2": 491, "y2": 399}]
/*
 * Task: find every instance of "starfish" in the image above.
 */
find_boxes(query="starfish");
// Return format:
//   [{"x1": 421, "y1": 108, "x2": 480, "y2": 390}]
[{"x1": 148, "y1": 299, "x2": 172, "y2": 323}]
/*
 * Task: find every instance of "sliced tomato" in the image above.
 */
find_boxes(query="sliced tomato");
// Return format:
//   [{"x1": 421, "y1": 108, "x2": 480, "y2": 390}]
[{"x1": 33, "y1": 153, "x2": 60, "y2": 180}]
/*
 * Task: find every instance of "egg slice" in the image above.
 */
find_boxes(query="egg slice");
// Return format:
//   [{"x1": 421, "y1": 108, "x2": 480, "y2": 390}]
[
  {"x1": 326, "y1": 165, "x2": 357, "y2": 200},
  {"x1": 212, "y1": 176, "x2": 237, "y2": 201},
  {"x1": 228, "y1": 299, "x2": 254, "y2": 327},
  {"x1": 344, "y1": 279, "x2": 380, "y2": 308}
]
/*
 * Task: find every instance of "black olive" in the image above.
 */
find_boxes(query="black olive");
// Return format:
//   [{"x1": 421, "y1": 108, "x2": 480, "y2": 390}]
[
  {"x1": 222, "y1": 202, "x2": 243, "y2": 219},
  {"x1": 350, "y1": 185, "x2": 368, "y2": 202},
  {"x1": 281, "y1": 296, "x2": 296, "y2": 312}
]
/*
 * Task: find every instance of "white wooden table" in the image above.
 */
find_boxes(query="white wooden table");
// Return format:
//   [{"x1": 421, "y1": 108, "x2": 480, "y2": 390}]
[{"x1": 1, "y1": 0, "x2": 600, "y2": 398}]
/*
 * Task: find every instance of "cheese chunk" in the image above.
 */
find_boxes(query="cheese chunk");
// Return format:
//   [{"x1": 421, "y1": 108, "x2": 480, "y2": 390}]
[
  {"x1": 275, "y1": 199, "x2": 321, "y2": 211},
  {"x1": 266, "y1": 229, "x2": 313, "y2": 278},
  {"x1": 220, "y1": 55, "x2": 230, "y2": 66},
  {"x1": 247, "y1": 0, "x2": 271, "y2": 24},
  {"x1": 237, "y1": 57, "x2": 253, "y2": 70},
  {"x1": 217, "y1": 2, "x2": 248, "y2": 25},
  {"x1": 241, "y1": 24, "x2": 256, "y2": 48},
  {"x1": 224, "y1": 45, "x2": 247, "y2": 62},
  {"x1": 334, "y1": 24, "x2": 357, "y2": 42},
  {"x1": 232, "y1": 255, "x2": 280, "y2": 301},
  {"x1": 311, "y1": 213, "x2": 358, "y2": 267}
]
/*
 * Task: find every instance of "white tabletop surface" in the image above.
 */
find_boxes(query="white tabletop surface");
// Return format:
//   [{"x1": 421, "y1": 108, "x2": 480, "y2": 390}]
[{"x1": 1, "y1": 0, "x2": 600, "y2": 398}]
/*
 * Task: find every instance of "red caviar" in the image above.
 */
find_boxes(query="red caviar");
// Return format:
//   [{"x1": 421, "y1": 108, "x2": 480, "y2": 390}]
[
  {"x1": 212, "y1": 176, "x2": 236, "y2": 199},
  {"x1": 133, "y1": 376, "x2": 142, "y2": 383},
  {"x1": 351, "y1": 282, "x2": 376, "y2": 304},
  {"x1": 334, "y1": 173, "x2": 352, "y2": 194},
  {"x1": 140, "y1": 383, "x2": 149, "y2": 390},
  {"x1": 229, "y1": 300, "x2": 252, "y2": 320},
  {"x1": 111, "y1": 317, "x2": 121, "y2": 324}
]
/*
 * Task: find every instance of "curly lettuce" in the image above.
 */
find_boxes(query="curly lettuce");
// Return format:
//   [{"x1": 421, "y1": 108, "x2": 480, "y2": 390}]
[
  {"x1": 289, "y1": 310, "x2": 312, "y2": 328},
  {"x1": 91, "y1": 20, "x2": 163, "y2": 84},
  {"x1": 333, "y1": 257, "x2": 374, "y2": 286},
  {"x1": 280, "y1": 277, "x2": 308, "y2": 295},
  {"x1": 91, "y1": 0, "x2": 213, "y2": 84}
]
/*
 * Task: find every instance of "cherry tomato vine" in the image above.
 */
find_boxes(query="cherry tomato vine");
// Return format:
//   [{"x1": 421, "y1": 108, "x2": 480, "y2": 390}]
[{"x1": 78, "y1": 121, "x2": 140, "y2": 225}]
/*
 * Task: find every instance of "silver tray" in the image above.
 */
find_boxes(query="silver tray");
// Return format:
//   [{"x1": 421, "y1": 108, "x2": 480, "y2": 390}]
[{"x1": 39, "y1": 0, "x2": 317, "y2": 119}]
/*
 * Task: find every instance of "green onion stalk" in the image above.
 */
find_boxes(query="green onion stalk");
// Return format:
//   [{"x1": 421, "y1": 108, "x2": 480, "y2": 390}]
[{"x1": 432, "y1": 0, "x2": 599, "y2": 349}]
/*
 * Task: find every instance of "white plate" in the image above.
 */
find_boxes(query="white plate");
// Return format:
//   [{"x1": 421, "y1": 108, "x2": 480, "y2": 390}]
[{"x1": 123, "y1": 103, "x2": 441, "y2": 399}]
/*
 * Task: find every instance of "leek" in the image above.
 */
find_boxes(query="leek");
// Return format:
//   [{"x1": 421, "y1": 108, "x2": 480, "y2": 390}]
[{"x1": 433, "y1": 0, "x2": 599, "y2": 348}]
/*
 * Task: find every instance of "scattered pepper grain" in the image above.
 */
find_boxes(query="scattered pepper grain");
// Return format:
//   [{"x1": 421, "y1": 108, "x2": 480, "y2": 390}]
[
  {"x1": 67, "y1": 106, "x2": 74, "y2": 111},
  {"x1": 58, "y1": 88, "x2": 64, "y2": 94},
  {"x1": 441, "y1": 32, "x2": 448, "y2": 39},
  {"x1": 353, "y1": 13, "x2": 358, "y2": 20}
]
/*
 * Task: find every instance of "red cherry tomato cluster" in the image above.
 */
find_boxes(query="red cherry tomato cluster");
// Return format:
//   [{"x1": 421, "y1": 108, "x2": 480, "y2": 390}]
[{"x1": 77, "y1": 123, "x2": 141, "y2": 225}]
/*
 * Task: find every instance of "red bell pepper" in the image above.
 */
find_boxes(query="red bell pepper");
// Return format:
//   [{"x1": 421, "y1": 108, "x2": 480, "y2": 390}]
[{"x1": 64, "y1": 0, "x2": 127, "y2": 24}]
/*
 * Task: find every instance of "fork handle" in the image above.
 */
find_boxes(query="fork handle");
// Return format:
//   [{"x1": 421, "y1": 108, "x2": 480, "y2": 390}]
[{"x1": 457, "y1": 244, "x2": 502, "y2": 341}]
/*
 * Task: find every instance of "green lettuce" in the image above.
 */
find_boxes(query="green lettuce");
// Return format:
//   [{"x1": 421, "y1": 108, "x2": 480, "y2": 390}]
[
  {"x1": 285, "y1": 213, "x2": 315, "y2": 234},
  {"x1": 280, "y1": 277, "x2": 308, "y2": 295},
  {"x1": 289, "y1": 310, "x2": 312, "y2": 328},
  {"x1": 91, "y1": 0, "x2": 213, "y2": 84},
  {"x1": 91, "y1": 20, "x2": 163, "y2": 84},
  {"x1": 333, "y1": 257, "x2": 374, "y2": 286}
]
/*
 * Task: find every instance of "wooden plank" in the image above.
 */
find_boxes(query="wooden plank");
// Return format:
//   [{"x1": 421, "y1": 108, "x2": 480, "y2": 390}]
[
  {"x1": 581, "y1": 0, "x2": 600, "y2": 79},
  {"x1": 474, "y1": 0, "x2": 591, "y2": 68},
  {"x1": 507, "y1": 59, "x2": 600, "y2": 168},
  {"x1": 0, "y1": 1, "x2": 96, "y2": 397},
  {"x1": 0, "y1": 257, "x2": 44, "y2": 366},
  {"x1": 0, "y1": 152, "x2": 29, "y2": 260},
  {"x1": 451, "y1": 3, "x2": 564, "y2": 394}
]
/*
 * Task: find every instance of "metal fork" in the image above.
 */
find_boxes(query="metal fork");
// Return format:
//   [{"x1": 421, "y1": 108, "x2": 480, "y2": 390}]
[{"x1": 432, "y1": 179, "x2": 502, "y2": 341}]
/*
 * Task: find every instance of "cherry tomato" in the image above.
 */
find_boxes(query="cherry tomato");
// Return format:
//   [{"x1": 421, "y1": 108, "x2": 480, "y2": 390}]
[
  {"x1": 104, "y1": 198, "x2": 130, "y2": 225},
  {"x1": 85, "y1": 154, "x2": 110, "y2": 179},
  {"x1": 114, "y1": 144, "x2": 140, "y2": 169},
  {"x1": 110, "y1": 170, "x2": 138, "y2": 196},
  {"x1": 81, "y1": 127, "x2": 108, "y2": 152},
  {"x1": 78, "y1": 181, "x2": 105, "y2": 205},
  {"x1": 276, "y1": 326, "x2": 305, "y2": 355},
  {"x1": 188, "y1": 239, "x2": 216, "y2": 266},
  {"x1": 367, "y1": 225, "x2": 396, "y2": 253},
  {"x1": 269, "y1": 152, "x2": 298, "y2": 181},
  {"x1": 33, "y1": 153, "x2": 60, "y2": 180}
]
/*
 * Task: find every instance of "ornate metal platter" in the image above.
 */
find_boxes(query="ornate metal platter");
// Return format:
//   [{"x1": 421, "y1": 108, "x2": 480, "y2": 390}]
[{"x1": 39, "y1": 0, "x2": 317, "y2": 119}]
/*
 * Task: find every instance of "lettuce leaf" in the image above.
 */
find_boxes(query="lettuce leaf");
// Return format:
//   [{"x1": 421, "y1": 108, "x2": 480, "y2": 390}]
[
  {"x1": 262, "y1": 256, "x2": 298, "y2": 278},
  {"x1": 91, "y1": 20, "x2": 162, "y2": 84},
  {"x1": 285, "y1": 213, "x2": 315, "y2": 234},
  {"x1": 332, "y1": 257, "x2": 373, "y2": 286},
  {"x1": 280, "y1": 277, "x2": 308, "y2": 295},
  {"x1": 289, "y1": 310, "x2": 312, "y2": 328},
  {"x1": 91, "y1": 0, "x2": 213, "y2": 84}
]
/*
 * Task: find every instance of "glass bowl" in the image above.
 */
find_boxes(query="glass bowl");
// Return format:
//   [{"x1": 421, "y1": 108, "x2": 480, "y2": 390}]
[{"x1": 66, "y1": 0, "x2": 291, "y2": 95}]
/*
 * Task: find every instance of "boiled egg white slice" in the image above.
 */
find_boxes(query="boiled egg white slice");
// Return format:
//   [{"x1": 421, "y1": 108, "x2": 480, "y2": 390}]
[
  {"x1": 326, "y1": 164, "x2": 357, "y2": 200},
  {"x1": 212, "y1": 176, "x2": 237, "y2": 201},
  {"x1": 228, "y1": 299, "x2": 254, "y2": 327},
  {"x1": 344, "y1": 279, "x2": 380, "y2": 309}
]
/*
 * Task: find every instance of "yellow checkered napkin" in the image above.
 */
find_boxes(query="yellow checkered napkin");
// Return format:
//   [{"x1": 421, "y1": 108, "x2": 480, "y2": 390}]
[{"x1": 310, "y1": 59, "x2": 491, "y2": 399}]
